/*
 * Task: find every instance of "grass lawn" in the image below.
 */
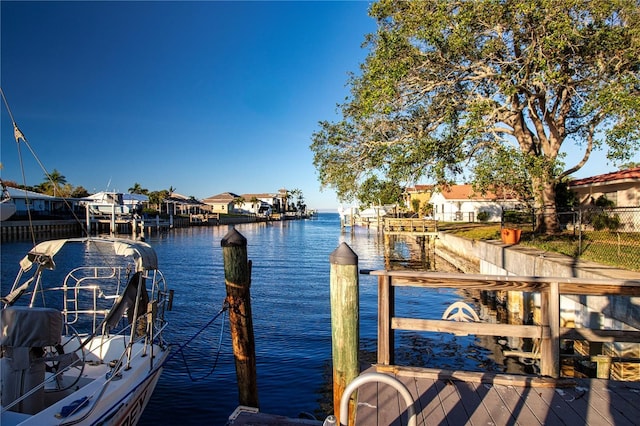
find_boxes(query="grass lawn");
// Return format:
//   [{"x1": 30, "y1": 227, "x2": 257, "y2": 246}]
[{"x1": 443, "y1": 222, "x2": 640, "y2": 271}]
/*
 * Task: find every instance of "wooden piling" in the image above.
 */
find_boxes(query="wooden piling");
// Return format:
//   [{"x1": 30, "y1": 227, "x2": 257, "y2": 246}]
[
  {"x1": 329, "y1": 242, "x2": 359, "y2": 425},
  {"x1": 221, "y1": 227, "x2": 258, "y2": 408}
]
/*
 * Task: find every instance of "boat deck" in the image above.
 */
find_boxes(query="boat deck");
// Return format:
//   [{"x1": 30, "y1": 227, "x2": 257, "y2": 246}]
[{"x1": 353, "y1": 366, "x2": 640, "y2": 425}]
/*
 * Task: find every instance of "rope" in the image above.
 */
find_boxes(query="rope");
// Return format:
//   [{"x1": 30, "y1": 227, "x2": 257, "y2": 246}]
[
  {"x1": 166, "y1": 300, "x2": 228, "y2": 382},
  {"x1": 0, "y1": 87, "x2": 92, "y2": 246}
]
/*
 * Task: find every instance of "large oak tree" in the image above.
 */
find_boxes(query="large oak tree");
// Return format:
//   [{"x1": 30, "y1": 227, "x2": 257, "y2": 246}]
[{"x1": 311, "y1": 0, "x2": 640, "y2": 233}]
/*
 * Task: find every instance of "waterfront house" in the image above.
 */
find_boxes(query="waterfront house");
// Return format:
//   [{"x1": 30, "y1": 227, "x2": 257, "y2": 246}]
[
  {"x1": 569, "y1": 167, "x2": 640, "y2": 207},
  {"x1": 403, "y1": 184, "x2": 434, "y2": 215},
  {"x1": 4, "y1": 187, "x2": 74, "y2": 218},
  {"x1": 202, "y1": 192, "x2": 240, "y2": 214},
  {"x1": 237, "y1": 193, "x2": 280, "y2": 215},
  {"x1": 163, "y1": 192, "x2": 209, "y2": 216},
  {"x1": 428, "y1": 184, "x2": 521, "y2": 222}
]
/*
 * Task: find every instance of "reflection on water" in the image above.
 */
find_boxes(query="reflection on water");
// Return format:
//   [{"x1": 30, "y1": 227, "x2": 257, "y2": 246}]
[{"x1": 0, "y1": 214, "x2": 529, "y2": 424}]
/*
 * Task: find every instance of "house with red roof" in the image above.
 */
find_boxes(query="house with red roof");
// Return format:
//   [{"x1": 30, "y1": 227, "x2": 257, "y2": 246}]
[
  {"x1": 569, "y1": 167, "x2": 640, "y2": 207},
  {"x1": 428, "y1": 184, "x2": 522, "y2": 222}
]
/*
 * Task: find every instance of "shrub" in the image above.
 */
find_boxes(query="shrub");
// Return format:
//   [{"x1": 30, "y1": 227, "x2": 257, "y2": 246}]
[
  {"x1": 477, "y1": 211, "x2": 490, "y2": 222},
  {"x1": 591, "y1": 212, "x2": 621, "y2": 231}
]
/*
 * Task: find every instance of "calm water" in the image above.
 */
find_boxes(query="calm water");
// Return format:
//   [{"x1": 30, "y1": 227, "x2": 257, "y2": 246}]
[{"x1": 0, "y1": 213, "x2": 498, "y2": 424}]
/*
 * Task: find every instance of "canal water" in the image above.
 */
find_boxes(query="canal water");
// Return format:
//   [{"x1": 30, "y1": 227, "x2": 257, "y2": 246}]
[{"x1": 0, "y1": 213, "x2": 502, "y2": 424}]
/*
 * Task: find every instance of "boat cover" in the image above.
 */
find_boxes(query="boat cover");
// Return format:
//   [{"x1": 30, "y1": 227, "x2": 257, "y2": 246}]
[
  {"x1": 1, "y1": 306, "x2": 62, "y2": 349},
  {"x1": 18, "y1": 238, "x2": 158, "y2": 273}
]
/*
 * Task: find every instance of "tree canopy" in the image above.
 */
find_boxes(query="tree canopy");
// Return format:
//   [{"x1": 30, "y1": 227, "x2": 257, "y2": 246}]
[
  {"x1": 128, "y1": 182, "x2": 149, "y2": 194},
  {"x1": 311, "y1": 0, "x2": 640, "y2": 233},
  {"x1": 40, "y1": 169, "x2": 67, "y2": 196}
]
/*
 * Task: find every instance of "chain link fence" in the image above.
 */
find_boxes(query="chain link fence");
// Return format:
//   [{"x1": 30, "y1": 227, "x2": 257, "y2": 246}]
[{"x1": 503, "y1": 206, "x2": 640, "y2": 271}]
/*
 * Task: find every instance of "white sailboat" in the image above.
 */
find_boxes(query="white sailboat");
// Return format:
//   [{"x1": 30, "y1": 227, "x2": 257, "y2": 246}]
[
  {"x1": 1, "y1": 88, "x2": 173, "y2": 425},
  {"x1": 1, "y1": 237, "x2": 172, "y2": 426}
]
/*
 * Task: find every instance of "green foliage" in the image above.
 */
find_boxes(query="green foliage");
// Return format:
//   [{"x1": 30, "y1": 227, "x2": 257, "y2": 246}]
[
  {"x1": 591, "y1": 213, "x2": 621, "y2": 231},
  {"x1": 593, "y1": 195, "x2": 615, "y2": 207},
  {"x1": 411, "y1": 198, "x2": 421, "y2": 213},
  {"x1": 585, "y1": 197, "x2": 621, "y2": 230},
  {"x1": 70, "y1": 186, "x2": 89, "y2": 198},
  {"x1": 128, "y1": 183, "x2": 148, "y2": 194},
  {"x1": 310, "y1": 0, "x2": 640, "y2": 234},
  {"x1": 503, "y1": 209, "x2": 533, "y2": 225},
  {"x1": 356, "y1": 176, "x2": 404, "y2": 206},
  {"x1": 477, "y1": 211, "x2": 490, "y2": 222},
  {"x1": 148, "y1": 190, "x2": 168, "y2": 209},
  {"x1": 555, "y1": 179, "x2": 579, "y2": 211},
  {"x1": 40, "y1": 169, "x2": 67, "y2": 196}
]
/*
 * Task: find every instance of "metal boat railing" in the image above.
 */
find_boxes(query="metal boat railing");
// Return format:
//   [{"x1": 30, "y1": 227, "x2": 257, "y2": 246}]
[{"x1": 60, "y1": 265, "x2": 169, "y2": 338}]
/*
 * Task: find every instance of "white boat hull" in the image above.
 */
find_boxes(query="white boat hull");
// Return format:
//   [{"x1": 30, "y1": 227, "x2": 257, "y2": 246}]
[
  {"x1": 1, "y1": 335, "x2": 169, "y2": 426},
  {"x1": 0, "y1": 199, "x2": 17, "y2": 221},
  {"x1": 1, "y1": 237, "x2": 172, "y2": 426}
]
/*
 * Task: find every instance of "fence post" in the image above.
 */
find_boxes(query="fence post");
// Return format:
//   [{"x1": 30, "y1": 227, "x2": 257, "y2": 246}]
[
  {"x1": 330, "y1": 242, "x2": 359, "y2": 425},
  {"x1": 540, "y1": 281, "x2": 560, "y2": 378},
  {"x1": 221, "y1": 227, "x2": 258, "y2": 408}
]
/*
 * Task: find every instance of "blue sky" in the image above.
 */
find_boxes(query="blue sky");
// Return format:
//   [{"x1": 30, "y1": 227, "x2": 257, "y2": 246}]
[
  {"x1": 1, "y1": 1, "x2": 635, "y2": 211},
  {"x1": 1, "y1": 1, "x2": 375, "y2": 210}
]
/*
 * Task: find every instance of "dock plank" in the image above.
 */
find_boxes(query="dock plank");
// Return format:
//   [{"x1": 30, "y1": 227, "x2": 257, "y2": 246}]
[
  {"x1": 453, "y1": 380, "x2": 493, "y2": 426},
  {"x1": 518, "y1": 387, "x2": 566, "y2": 425},
  {"x1": 477, "y1": 383, "x2": 517, "y2": 426},
  {"x1": 581, "y1": 381, "x2": 635, "y2": 426},
  {"x1": 434, "y1": 379, "x2": 469, "y2": 426},
  {"x1": 413, "y1": 375, "x2": 447, "y2": 424},
  {"x1": 353, "y1": 367, "x2": 640, "y2": 426},
  {"x1": 493, "y1": 384, "x2": 543, "y2": 425}
]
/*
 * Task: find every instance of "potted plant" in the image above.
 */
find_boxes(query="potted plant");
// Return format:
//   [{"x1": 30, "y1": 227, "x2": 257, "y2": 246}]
[{"x1": 500, "y1": 227, "x2": 521, "y2": 244}]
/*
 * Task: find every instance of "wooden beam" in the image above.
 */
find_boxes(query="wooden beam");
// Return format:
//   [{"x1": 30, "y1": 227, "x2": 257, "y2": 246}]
[
  {"x1": 560, "y1": 327, "x2": 640, "y2": 343},
  {"x1": 391, "y1": 317, "x2": 547, "y2": 338},
  {"x1": 374, "y1": 365, "x2": 576, "y2": 388}
]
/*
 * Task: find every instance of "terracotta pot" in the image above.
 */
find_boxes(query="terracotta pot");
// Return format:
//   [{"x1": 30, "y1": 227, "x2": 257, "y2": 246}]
[{"x1": 501, "y1": 228, "x2": 521, "y2": 245}]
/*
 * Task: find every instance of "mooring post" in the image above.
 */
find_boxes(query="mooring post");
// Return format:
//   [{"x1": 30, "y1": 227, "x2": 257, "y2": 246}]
[
  {"x1": 110, "y1": 203, "x2": 116, "y2": 235},
  {"x1": 221, "y1": 227, "x2": 258, "y2": 408},
  {"x1": 329, "y1": 242, "x2": 359, "y2": 425}
]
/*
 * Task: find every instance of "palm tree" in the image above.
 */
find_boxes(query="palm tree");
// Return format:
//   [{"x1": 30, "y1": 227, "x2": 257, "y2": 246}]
[
  {"x1": 128, "y1": 183, "x2": 148, "y2": 194},
  {"x1": 233, "y1": 196, "x2": 245, "y2": 213},
  {"x1": 250, "y1": 196, "x2": 259, "y2": 213},
  {"x1": 43, "y1": 169, "x2": 67, "y2": 196},
  {"x1": 279, "y1": 189, "x2": 290, "y2": 213},
  {"x1": 290, "y1": 188, "x2": 304, "y2": 213}
]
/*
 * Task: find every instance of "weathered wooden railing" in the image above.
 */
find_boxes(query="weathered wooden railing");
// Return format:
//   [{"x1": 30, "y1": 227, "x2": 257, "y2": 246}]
[
  {"x1": 370, "y1": 270, "x2": 640, "y2": 378},
  {"x1": 383, "y1": 218, "x2": 438, "y2": 234}
]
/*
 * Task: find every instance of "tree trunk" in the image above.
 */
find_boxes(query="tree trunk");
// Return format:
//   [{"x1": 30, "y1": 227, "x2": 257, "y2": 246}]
[{"x1": 534, "y1": 178, "x2": 560, "y2": 235}]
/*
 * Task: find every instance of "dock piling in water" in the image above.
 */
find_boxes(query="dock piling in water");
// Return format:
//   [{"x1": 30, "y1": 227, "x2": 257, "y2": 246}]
[
  {"x1": 221, "y1": 227, "x2": 259, "y2": 409},
  {"x1": 329, "y1": 242, "x2": 359, "y2": 425}
]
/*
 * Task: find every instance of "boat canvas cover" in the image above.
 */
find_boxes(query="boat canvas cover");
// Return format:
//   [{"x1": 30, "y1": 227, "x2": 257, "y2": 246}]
[
  {"x1": 1, "y1": 307, "x2": 62, "y2": 361},
  {"x1": 18, "y1": 238, "x2": 158, "y2": 273},
  {"x1": 112, "y1": 240, "x2": 158, "y2": 271}
]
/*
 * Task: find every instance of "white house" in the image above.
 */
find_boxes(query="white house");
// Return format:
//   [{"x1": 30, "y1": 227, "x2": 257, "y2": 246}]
[
  {"x1": 5, "y1": 187, "x2": 72, "y2": 218},
  {"x1": 237, "y1": 193, "x2": 279, "y2": 215},
  {"x1": 429, "y1": 184, "x2": 521, "y2": 222}
]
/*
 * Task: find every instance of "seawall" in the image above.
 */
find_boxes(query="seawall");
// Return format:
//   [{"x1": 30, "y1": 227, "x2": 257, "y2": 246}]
[{"x1": 435, "y1": 231, "x2": 640, "y2": 330}]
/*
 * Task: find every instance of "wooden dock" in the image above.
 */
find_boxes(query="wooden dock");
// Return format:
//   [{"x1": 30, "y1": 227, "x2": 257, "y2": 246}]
[
  {"x1": 354, "y1": 365, "x2": 640, "y2": 425},
  {"x1": 383, "y1": 218, "x2": 439, "y2": 236},
  {"x1": 228, "y1": 363, "x2": 640, "y2": 426},
  {"x1": 228, "y1": 248, "x2": 640, "y2": 426}
]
